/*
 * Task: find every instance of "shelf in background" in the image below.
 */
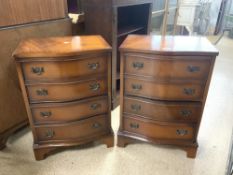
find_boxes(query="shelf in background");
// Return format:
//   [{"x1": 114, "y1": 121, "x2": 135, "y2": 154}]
[
  {"x1": 117, "y1": 26, "x2": 144, "y2": 38},
  {"x1": 116, "y1": 72, "x2": 120, "y2": 80}
]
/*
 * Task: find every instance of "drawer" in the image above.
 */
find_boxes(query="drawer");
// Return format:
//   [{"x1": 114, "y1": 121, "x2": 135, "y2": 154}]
[
  {"x1": 124, "y1": 77, "x2": 204, "y2": 101},
  {"x1": 35, "y1": 115, "x2": 108, "y2": 142},
  {"x1": 27, "y1": 78, "x2": 108, "y2": 103},
  {"x1": 124, "y1": 97, "x2": 202, "y2": 122},
  {"x1": 124, "y1": 55, "x2": 211, "y2": 81},
  {"x1": 123, "y1": 116, "x2": 195, "y2": 140},
  {"x1": 31, "y1": 96, "x2": 108, "y2": 124},
  {"x1": 22, "y1": 56, "x2": 108, "y2": 81}
]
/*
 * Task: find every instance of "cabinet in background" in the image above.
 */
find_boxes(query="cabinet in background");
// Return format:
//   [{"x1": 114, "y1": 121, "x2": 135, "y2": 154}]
[
  {"x1": 0, "y1": 18, "x2": 72, "y2": 150},
  {"x1": 0, "y1": 0, "x2": 68, "y2": 27},
  {"x1": 83, "y1": 0, "x2": 153, "y2": 108}
]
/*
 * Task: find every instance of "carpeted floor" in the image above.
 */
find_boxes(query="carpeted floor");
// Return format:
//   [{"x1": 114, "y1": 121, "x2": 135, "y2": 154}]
[
  {"x1": 0, "y1": 36, "x2": 233, "y2": 175},
  {"x1": 227, "y1": 132, "x2": 233, "y2": 175}
]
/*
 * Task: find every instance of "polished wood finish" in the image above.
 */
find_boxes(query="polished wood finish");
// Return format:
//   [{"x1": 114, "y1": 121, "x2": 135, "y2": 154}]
[
  {"x1": 0, "y1": 0, "x2": 67, "y2": 27},
  {"x1": 22, "y1": 55, "x2": 108, "y2": 81},
  {"x1": 14, "y1": 35, "x2": 113, "y2": 160},
  {"x1": 123, "y1": 116, "x2": 195, "y2": 140},
  {"x1": 124, "y1": 77, "x2": 205, "y2": 101},
  {"x1": 124, "y1": 97, "x2": 202, "y2": 123},
  {"x1": 14, "y1": 36, "x2": 111, "y2": 58},
  {"x1": 31, "y1": 96, "x2": 108, "y2": 124},
  {"x1": 26, "y1": 77, "x2": 108, "y2": 103},
  {"x1": 82, "y1": 0, "x2": 153, "y2": 108},
  {"x1": 33, "y1": 133, "x2": 114, "y2": 160},
  {"x1": 124, "y1": 54, "x2": 211, "y2": 80},
  {"x1": 35, "y1": 115, "x2": 108, "y2": 142},
  {"x1": 0, "y1": 18, "x2": 72, "y2": 150},
  {"x1": 118, "y1": 35, "x2": 219, "y2": 158},
  {"x1": 120, "y1": 35, "x2": 219, "y2": 56}
]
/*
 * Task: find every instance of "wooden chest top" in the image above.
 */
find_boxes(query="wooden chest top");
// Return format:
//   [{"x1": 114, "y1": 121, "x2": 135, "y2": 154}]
[
  {"x1": 13, "y1": 35, "x2": 111, "y2": 59},
  {"x1": 120, "y1": 35, "x2": 219, "y2": 56}
]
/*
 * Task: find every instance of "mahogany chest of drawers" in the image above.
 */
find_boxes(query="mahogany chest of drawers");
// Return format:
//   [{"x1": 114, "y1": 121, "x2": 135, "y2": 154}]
[
  {"x1": 117, "y1": 35, "x2": 219, "y2": 158},
  {"x1": 13, "y1": 36, "x2": 114, "y2": 160}
]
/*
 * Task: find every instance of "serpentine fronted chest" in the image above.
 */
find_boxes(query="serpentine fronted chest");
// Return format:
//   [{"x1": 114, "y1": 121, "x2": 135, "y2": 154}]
[
  {"x1": 118, "y1": 35, "x2": 219, "y2": 158},
  {"x1": 14, "y1": 35, "x2": 114, "y2": 160}
]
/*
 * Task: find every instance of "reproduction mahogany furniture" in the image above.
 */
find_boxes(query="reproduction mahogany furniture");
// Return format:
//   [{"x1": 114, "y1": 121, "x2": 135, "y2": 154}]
[
  {"x1": 82, "y1": 0, "x2": 153, "y2": 108},
  {"x1": 13, "y1": 35, "x2": 114, "y2": 160},
  {"x1": 118, "y1": 35, "x2": 219, "y2": 158},
  {"x1": 0, "y1": 18, "x2": 72, "y2": 150}
]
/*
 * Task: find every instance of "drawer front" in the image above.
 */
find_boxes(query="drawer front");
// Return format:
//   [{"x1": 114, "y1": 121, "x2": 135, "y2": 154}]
[
  {"x1": 31, "y1": 96, "x2": 108, "y2": 124},
  {"x1": 35, "y1": 115, "x2": 108, "y2": 142},
  {"x1": 23, "y1": 56, "x2": 108, "y2": 81},
  {"x1": 27, "y1": 78, "x2": 107, "y2": 103},
  {"x1": 124, "y1": 97, "x2": 202, "y2": 122},
  {"x1": 123, "y1": 116, "x2": 195, "y2": 140},
  {"x1": 125, "y1": 55, "x2": 211, "y2": 81},
  {"x1": 124, "y1": 77, "x2": 204, "y2": 101}
]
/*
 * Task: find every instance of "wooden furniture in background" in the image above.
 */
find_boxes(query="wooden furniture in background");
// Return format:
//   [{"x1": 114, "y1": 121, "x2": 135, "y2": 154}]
[
  {"x1": 68, "y1": 14, "x2": 85, "y2": 35},
  {"x1": 0, "y1": 18, "x2": 72, "y2": 150},
  {"x1": 118, "y1": 35, "x2": 219, "y2": 158},
  {"x1": 13, "y1": 35, "x2": 114, "y2": 160},
  {"x1": 67, "y1": 0, "x2": 83, "y2": 14},
  {"x1": 82, "y1": 0, "x2": 153, "y2": 109},
  {"x1": 0, "y1": 0, "x2": 68, "y2": 27}
]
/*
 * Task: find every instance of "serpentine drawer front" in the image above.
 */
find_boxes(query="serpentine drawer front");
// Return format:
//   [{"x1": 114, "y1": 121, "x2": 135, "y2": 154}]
[
  {"x1": 124, "y1": 77, "x2": 204, "y2": 101},
  {"x1": 123, "y1": 116, "x2": 195, "y2": 140},
  {"x1": 123, "y1": 97, "x2": 202, "y2": 123},
  {"x1": 35, "y1": 115, "x2": 108, "y2": 142},
  {"x1": 14, "y1": 35, "x2": 114, "y2": 160},
  {"x1": 124, "y1": 55, "x2": 211, "y2": 81},
  {"x1": 26, "y1": 78, "x2": 108, "y2": 103},
  {"x1": 31, "y1": 96, "x2": 108, "y2": 124},
  {"x1": 118, "y1": 35, "x2": 219, "y2": 158},
  {"x1": 22, "y1": 56, "x2": 108, "y2": 81}
]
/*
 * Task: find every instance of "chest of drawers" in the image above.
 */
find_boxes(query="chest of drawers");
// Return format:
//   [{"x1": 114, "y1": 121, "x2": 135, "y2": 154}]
[
  {"x1": 117, "y1": 35, "x2": 219, "y2": 158},
  {"x1": 13, "y1": 36, "x2": 114, "y2": 160}
]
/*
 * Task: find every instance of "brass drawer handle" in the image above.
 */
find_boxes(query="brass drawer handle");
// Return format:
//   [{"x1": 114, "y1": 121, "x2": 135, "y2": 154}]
[
  {"x1": 187, "y1": 65, "x2": 200, "y2": 73},
  {"x1": 31, "y1": 67, "x2": 44, "y2": 75},
  {"x1": 180, "y1": 110, "x2": 192, "y2": 117},
  {"x1": 132, "y1": 84, "x2": 142, "y2": 91},
  {"x1": 40, "y1": 111, "x2": 52, "y2": 118},
  {"x1": 92, "y1": 123, "x2": 101, "y2": 129},
  {"x1": 133, "y1": 62, "x2": 144, "y2": 69},
  {"x1": 88, "y1": 63, "x2": 99, "y2": 70},
  {"x1": 130, "y1": 123, "x2": 139, "y2": 129},
  {"x1": 45, "y1": 130, "x2": 54, "y2": 139},
  {"x1": 131, "y1": 104, "x2": 141, "y2": 112},
  {"x1": 36, "y1": 89, "x2": 48, "y2": 96},
  {"x1": 176, "y1": 129, "x2": 188, "y2": 136},
  {"x1": 90, "y1": 103, "x2": 101, "y2": 110},
  {"x1": 183, "y1": 88, "x2": 195, "y2": 95},
  {"x1": 90, "y1": 83, "x2": 100, "y2": 91}
]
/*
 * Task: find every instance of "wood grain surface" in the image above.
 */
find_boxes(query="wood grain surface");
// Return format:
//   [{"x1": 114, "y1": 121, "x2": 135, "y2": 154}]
[
  {"x1": 120, "y1": 35, "x2": 219, "y2": 56},
  {"x1": 13, "y1": 36, "x2": 112, "y2": 58},
  {"x1": 0, "y1": 0, "x2": 67, "y2": 27},
  {"x1": 118, "y1": 35, "x2": 219, "y2": 158},
  {"x1": 0, "y1": 18, "x2": 71, "y2": 150}
]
